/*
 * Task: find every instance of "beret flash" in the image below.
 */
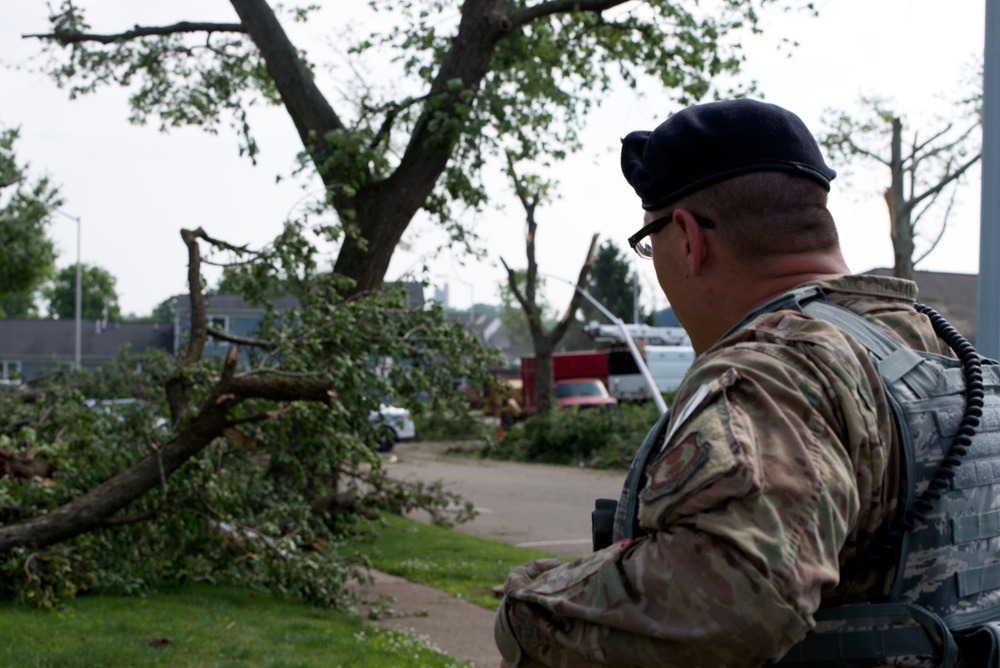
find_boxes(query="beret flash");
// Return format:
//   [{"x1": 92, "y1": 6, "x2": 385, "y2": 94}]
[{"x1": 621, "y1": 99, "x2": 836, "y2": 211}]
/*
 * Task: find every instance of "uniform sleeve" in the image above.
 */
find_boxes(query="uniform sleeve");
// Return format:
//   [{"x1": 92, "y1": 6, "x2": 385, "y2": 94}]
[{"x1": 494, "y1": 346, "x2": 864, "y2": 668}]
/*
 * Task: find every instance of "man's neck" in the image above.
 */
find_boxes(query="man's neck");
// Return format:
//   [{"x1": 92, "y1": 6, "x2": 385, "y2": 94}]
[{"x1": 690, "y1": 253, "x2": 851, "y2": 353}]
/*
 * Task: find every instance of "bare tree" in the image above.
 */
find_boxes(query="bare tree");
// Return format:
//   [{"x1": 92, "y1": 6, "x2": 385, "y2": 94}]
[
  {"x1": 500, "y1": 156, "x2": 598, "y2": 416},
  {"x1": 822, "y1": 95, "x2": 981, "y2": 280}
]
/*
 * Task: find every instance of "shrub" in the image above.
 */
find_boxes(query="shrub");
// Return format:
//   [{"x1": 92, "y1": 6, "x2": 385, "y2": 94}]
[{"x1": 486, "y1": 401, "x2": 666, "y2": 469}]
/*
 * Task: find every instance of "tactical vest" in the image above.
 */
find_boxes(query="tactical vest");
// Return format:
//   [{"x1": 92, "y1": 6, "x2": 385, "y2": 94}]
[{"x1": 599, "y1": 286, "x2": 1000, "y2": 667}]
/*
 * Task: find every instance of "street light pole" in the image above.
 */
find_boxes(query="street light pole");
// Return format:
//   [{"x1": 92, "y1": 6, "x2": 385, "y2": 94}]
[
  {"x1": 53, "y1": 209, "x2": 83, "y2": 369},
  {"x1": 450, "y1": 275, "x2": 474, "y2": 326},
  {"x1": 74, "y1": 216, "x2": 82, "y2": 369}
]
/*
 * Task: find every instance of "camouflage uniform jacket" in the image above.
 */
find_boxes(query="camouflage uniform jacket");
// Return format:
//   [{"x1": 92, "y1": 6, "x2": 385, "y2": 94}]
[{"x1": 494, "y1": 274, "x2": 954, "y2": 667}]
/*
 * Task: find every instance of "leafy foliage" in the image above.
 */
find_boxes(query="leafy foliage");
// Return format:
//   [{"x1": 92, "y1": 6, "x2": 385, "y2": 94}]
[
  {"x1": 584, "y1": 240, "x2": 647, "y2": 324},
  {"x1": 0, "y1": 224, "x2": 498, "y2": 610},
  {"x1": 44, "y1": 263, "x2": 122, "y2": 320},
  {"x1": 486, "y1": 401, "x2": 663, "y2": 469},
  {"x1": 38, "y1": 2, "x2": 281, "y2": 162},
  {"x1": 25, "y1": 0, "x2": 798, "y2": 292},
  {"x1": 0, "y1": 126, "x2": 61, "y2": 316}
]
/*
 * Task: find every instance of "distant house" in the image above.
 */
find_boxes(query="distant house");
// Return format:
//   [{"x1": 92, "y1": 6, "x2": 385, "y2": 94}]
[
  {"x1": 445, "y1": 311, "x2": 530, "y2": 368},
  {"x1": 0, "y1": 319, "x2": 173, "y2": 380},
  {"x1": 0, "y1": 283, "x2": 427, "y2": 382},
  {"x1": 655, "y1": 269, "x2": 979, "y2": 343},
  {"x1": 653, "y1": 307, "x2": 681, "y2": 328},
  {"x1": 173, "y1": 283, "x2": 426, "y2": 359},
  {"x1": 173, "y1": 294, "x2": 301, "y2": 359},
  {"x1": 865, "y1": 268, "x2": 978, "y2": 342}
]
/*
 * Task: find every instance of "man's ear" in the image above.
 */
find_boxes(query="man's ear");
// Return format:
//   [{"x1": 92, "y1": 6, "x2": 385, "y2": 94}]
[{"x1": 674, "y1": 208, "x2": 709, "y2": 275}]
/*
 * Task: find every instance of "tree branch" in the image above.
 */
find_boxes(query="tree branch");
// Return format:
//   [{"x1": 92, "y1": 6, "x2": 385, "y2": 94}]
[
  {"x1": 180, "y1": 228, "x2": 209, "y2": 365},
  {"x1": 100, "y1": 490, "x2": 199, "y2": 528},
  {"x1": 549, "y1": 233, "x2": 600, "y2": 343},
  {"x1": 909, "y1": 152, "x2": 981, "y2": 210},
  {"x1": 23, "y1": 21, "x2": 247, "y2": 45},
  {"x1": 499, "y1": 256, "x2": 531, "y2": 314},
  {"x1": 0, "y1": 410, "x2": 227, "y2": 551},
  {"x1": 207, "y1": 326, "x2": 278, "y2": 350},
  {"x1": 228, "y1": 0, "x2": 346, "y2": 172},
  {"x1": 221, "y1": 376, "x2": 336, "y2": 404},
  {"x1": 913, "y1": 185, "x2": 958, "y2": 267},
  {"x1": 827, "y1": 135, "x2": 890, "y2": 166},
  {"x1": 508, "y1": 0, "x2": 627, "y2": 30}
]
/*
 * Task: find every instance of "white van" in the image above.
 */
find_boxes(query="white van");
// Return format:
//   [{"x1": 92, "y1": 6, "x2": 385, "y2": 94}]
[{"x1": 643, "y1": 345, "x2": 696, "y2": 393}]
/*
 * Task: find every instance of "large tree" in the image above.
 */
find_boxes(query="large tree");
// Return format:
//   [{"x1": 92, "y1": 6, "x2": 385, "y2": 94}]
[
  {"x1": 45, "y1": 263, "x2": 122, "y2": 321},
  {"x1": 821, "y1": 95, "x2": 981, "y2": 280},
  {"x1": 0, "y1": 127, "x2": 60, "y2": 317},
  {"x1": 25, "y1": 0, "x2": 799, "y2": 294},
  {"x1": 584, "y1": 240, "x2": 646, "y2": 324}
]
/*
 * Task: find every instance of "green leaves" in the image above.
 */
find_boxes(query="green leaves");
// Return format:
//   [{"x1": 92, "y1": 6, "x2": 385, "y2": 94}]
[
  {"x1": 0, "y1": 223, "x2": 497, "y2": 610},
  {"x1": 40, "y1": 2, "x2": 275, "y2": 162},
  {"x1": 0, "y1": 126, "x2": 61, "y2": 315},
  {"x1": 27, "y1": 0, "x2": 785, "y2": 292},
  {"x1": 43, "y1": 263, "x2": 121, "y2": 321}
]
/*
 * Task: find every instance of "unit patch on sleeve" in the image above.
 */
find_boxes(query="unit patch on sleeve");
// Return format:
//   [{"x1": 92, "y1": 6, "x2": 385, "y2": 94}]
[{"x1": 645, "y1": 432, "x2": 711, "y2": 498}]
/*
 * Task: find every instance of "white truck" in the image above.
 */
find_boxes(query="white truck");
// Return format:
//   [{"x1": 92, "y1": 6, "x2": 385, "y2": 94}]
[{"x1": 605, "y1": 344, "x2": 695, "y2": 400}]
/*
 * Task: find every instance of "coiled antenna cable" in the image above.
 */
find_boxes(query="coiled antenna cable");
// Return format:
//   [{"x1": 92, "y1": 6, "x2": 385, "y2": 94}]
[{"x1": 852, "y1": 303, "x2": 985, "y2": 576}]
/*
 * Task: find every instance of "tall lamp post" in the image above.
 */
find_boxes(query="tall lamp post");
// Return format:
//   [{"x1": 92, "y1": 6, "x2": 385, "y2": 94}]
[{"x1": 53, "y1": 210, "x2": 82, "y2": 369}]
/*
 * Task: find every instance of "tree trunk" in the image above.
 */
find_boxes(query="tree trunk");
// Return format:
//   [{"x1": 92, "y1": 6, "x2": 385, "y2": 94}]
[
  {"x1": 328, "y1": 0, "x2": 507, "y2": 292},
  {"x1": 533, "y1": 334, "x2": 557, "y2": 416},
  {"x1": 887, "y1": 117, "x2": 914, "y2": 281}
]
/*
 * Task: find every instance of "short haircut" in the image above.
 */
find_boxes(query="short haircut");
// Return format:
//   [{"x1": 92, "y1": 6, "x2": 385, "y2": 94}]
[{"x1": 676, "y1": 172, "x2": 840, "y2": 262}]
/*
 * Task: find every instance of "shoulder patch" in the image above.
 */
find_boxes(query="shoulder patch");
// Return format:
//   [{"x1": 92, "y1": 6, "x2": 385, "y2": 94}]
[{"x1": 645, "y1": 432, "x2": 711, "y2": 499}]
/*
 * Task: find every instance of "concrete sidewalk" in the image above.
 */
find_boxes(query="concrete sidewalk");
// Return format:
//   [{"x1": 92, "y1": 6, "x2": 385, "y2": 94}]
[{"x1": 350, "y1": 569, "x2": 502, "y2": 668}]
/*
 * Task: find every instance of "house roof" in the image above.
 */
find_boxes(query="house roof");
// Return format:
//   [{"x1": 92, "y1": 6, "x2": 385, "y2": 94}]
[
  {"x1": 174, "y1": 282, "x2": 425, "y2": 314},
  {"x1": 652, "y1": 269, "x2": 979, "y2": 341},
  {"x1": 0, "y1": 319, "x2": 174, "y2": 359},
  {"x1": 174, "y1": 294, "x2": 301, "y2": 314},
  {"x1": 865, "y1": 268, "x2": 978, "y2": 341}
]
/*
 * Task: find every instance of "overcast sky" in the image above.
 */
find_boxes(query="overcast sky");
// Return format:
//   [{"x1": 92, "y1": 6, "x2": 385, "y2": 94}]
[{"x1": 1, "y1": 1, "x2": 987, "y2": 318}]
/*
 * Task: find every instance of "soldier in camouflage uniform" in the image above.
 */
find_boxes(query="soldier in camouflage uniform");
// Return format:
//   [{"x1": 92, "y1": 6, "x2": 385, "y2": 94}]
[{"x1": 493, "y1": 99, "x2": 961, "y2": 666}]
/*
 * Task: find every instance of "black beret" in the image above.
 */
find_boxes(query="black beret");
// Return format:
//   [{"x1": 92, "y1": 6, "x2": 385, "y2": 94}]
[{"x1": 621, "y1": 99, "x2": 836, "y2": 211}]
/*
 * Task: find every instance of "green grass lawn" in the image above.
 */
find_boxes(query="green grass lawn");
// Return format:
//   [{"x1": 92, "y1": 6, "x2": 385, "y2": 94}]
[
  {"x1": 0, "y1": 515, "x2": 562, "y2": 666},
  {"x1": 0, "y1": 583, "x2": 469, "y2": 668},
  {"x1": 361, "y1": 513, "x2": 566, "y2": 610}
]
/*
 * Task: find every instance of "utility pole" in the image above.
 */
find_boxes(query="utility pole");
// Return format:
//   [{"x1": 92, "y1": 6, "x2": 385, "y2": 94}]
[{"x1": 978, "y1": 0, "x2": 999, "y2": 357}]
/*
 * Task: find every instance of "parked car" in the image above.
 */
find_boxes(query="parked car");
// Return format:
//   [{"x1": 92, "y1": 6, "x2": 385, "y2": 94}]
[
  {"x1": 369, "y1": 403, "x2": 416, "y2": 452},
  {"x1": 554, "y1": 378, "x2": 619, "y2": 411}
]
